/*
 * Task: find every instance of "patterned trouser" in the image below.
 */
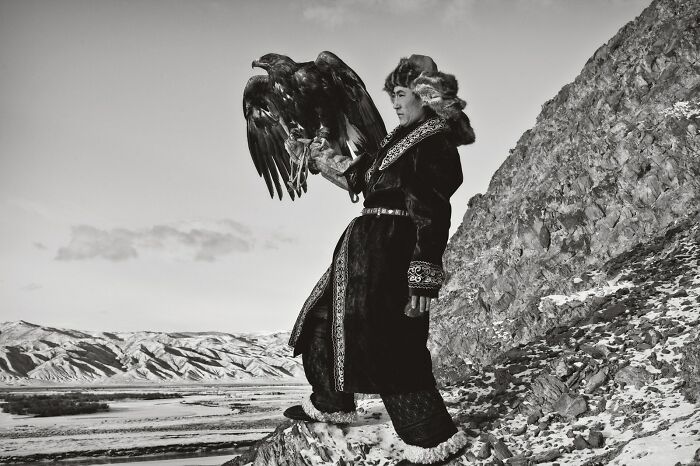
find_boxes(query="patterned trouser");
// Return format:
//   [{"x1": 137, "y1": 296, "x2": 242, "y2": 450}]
[{"x1": 303, "y1": 302, "x2": 457, "y2": 448}]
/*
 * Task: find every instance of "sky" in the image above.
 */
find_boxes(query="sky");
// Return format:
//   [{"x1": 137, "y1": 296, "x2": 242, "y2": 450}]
[{"x1": 0, "y1": 0, "x2": 652, "y2": 334}]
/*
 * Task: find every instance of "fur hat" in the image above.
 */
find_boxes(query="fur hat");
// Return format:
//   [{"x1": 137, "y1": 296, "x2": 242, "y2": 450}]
[
  {"x1": 383, "y1": 54, "x2": 438, "y2": 92},
  {"x1": 384, "y1": 55, "x2": 474, "y2": 145}
]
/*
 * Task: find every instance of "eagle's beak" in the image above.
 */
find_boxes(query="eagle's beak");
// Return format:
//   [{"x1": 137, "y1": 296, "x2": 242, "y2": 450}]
[{"x1": 252, "y1": 60, "x2": 261, "y2": 69}]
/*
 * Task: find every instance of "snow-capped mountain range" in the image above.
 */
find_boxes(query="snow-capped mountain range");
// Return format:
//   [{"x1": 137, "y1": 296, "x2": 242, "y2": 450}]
[{"x1": 0, "y1": 321, "x2": 303, "y2": 384}]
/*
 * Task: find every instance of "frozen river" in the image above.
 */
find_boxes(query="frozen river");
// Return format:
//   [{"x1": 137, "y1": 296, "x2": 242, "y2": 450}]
[
  {"x1": 22, "y1": 451, "x2": 239, "y2": 466},
  {"x1": 0, "y1": 382, "x2": 310, "y2": 464}
]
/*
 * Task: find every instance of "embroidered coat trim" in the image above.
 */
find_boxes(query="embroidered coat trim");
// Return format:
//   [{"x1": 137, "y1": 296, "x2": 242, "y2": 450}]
[
  {"x1": 407, "y1": 260, "x2": 445, "y2": 291},
  {"x1": 288, "y1": 266, "x2": 331, "y2": 347},
  {"x1": 378, "y1": 117, "x2": 449, "y2": 171},
  {"x1": 332, "y1": 218, "x2": 356, "y2": 391}
]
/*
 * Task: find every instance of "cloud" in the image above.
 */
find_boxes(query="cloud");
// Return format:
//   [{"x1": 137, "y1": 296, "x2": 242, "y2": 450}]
[
  {"x1": 439, "y1": 0, "x2": 477, "y2": 26},
  {"x1": 56, "y1": 226, "x2": 139, "y2": 261},
  {"x1": 298, "y1": 0, "x2": 641, "y2": 28},
  {"x1": 298, "y1": 0, "x2": 475, "y2": 27},
  {"x1": 21, "y1": 283, "x2": 43, "y2": 291},
  {"x1": 302, "y1": 4, "x2": 350, "y2": 28},
  {"x1": 34, "y1": 242, "x2": 47, "y2": 250},
  {"x1": 298, "y1": 0, "x2": 435, "y2": 28},
  {"x1": 55, "y1": 219, "x2": 295, "y2": 262}
]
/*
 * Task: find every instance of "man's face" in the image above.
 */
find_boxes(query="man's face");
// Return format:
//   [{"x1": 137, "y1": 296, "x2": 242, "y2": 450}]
[{"x1": 391, "y1": 86, "x2": 427, "y2": 127}]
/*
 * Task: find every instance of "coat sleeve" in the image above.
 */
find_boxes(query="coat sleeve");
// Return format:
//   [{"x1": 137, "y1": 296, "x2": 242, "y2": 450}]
[
  {"x1": 402, "y1": 137, "x2": 463, "y2": 298},
  {"x1": 342, "y1": 152, "x2": 373, "y2": 196}
]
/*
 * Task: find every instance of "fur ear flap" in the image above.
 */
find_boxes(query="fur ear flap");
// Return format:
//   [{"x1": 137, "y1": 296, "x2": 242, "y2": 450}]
[{"x1": 413, "y1": 71, "x2": 466, "y2": 120}]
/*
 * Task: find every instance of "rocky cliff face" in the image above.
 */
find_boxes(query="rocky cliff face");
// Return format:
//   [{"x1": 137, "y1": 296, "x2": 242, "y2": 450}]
[
  {"x1": 0, "y1": 321, "x2": 302, "y2": 384},
  {"x1": 431, "y1": 0, "x2": 700, "y2": 375}
]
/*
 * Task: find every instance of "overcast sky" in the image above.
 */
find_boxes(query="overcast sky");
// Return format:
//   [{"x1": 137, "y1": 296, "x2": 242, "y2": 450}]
[{"x1": 0, "y1": 0, "x2": 651, "y2": 334}]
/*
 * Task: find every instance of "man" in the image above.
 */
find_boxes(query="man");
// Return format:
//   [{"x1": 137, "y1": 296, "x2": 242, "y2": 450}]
[{"x1": 286, "y1": 54, "x2": 475, "y2": 465}]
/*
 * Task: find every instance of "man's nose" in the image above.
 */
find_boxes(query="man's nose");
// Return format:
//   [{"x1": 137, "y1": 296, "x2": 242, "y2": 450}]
[{"x1": 393, "y1": 100, "x2": 401, "y2": 110}]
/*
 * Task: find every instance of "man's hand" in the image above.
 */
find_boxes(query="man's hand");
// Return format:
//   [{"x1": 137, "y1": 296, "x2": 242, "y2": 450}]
[
  {"x1": 405, "y1": 295, "x2": 432, "y2": 317},
  {"x1": 307, "y1": 138, "x2": 326, "y2": 174}
]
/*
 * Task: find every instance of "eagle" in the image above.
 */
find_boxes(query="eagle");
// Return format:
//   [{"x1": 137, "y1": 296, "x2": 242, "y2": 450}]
[{"x1": 243, "y1": 51, "x2": 387, "y2": 200}]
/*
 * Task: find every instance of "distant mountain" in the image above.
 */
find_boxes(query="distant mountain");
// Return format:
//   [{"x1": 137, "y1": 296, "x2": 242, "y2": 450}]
[{"x1": 0, "y1": 321, "x2": 303, "y2": 384}]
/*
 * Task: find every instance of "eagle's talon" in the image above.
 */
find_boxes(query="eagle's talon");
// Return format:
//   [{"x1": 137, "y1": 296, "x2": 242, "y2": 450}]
[
  {"x1": 315, "y1": 127, "x2": 331, "y2": 140},
  {"x1": 289, "y1": 128, "x2": 305, "y2": 140}
]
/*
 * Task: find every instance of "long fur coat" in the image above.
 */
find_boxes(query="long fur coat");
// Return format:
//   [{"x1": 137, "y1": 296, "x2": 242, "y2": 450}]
[{"x1": 289, "y1": 116, "x2": 464, "y2": 394}]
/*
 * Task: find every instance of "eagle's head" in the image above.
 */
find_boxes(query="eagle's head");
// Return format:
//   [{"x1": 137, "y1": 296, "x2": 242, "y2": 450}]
[{"x1": 252, "y1": 53, "x2": 297, "y2": 76}]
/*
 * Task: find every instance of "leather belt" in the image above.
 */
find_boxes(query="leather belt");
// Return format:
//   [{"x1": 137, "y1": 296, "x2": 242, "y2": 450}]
[{"x1": 361, "y1": 207, "x2": 409, "y2": 217}]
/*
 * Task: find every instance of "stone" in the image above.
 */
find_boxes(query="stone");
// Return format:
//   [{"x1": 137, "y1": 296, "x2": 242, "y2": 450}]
[
  {"x1": 573, "y1": 434, "x2": 591, "y2": 450},
  {"x1": 527, "y1": 411, "x2": 542, "y2": 425},
  {"x1": 506, "y1": 455, "x2": 530, "y2": 466},
  {"x1": 522, "y1": 374, "x2": 569, "y2": 415},
  {"x1": 580, "y1": 344, "x2": 608, "y2": 359},
  {"x1": 601, "y1": 303, "x2": 626, "y2": 321},
  {"x1": 493, "y1": 440, "x2": 514, "y2": 460},
  {"x1": 678, "y1": 336, "x2": 700, "y2": 402},
  {"x1": 553, "y1": 359, "x2": 570, "y2": 378},
  {"x1": 477, "y1": 442, "x2": 492, "y2": 460},
  {"x1": 588, "y1": 430, "x2": 605, "y2": 448},
  {"x1": 508, "y1": 364, "x2": 528, "y2": 375},
  {"x1": 614, "y1": 365, "x2": 653, "y2": 389},
  {"x1": 553, "y1": 393, "x2": 588, "y2": 419},
  {"x1": 531, "y1": 449, "x2": 561, "y2": 463},
  {"x1": 644, "y1": 329, "x2": 662, "y2": 346},
  {"x1": 481, "y1": 433, "x2": 499, "y2": 444},
  {"x1": 596, "y1": 398, "x2": 607, "y2": 413},
  {"x1": 584, "y1": 367, "x2": 608, "y2": 393}
]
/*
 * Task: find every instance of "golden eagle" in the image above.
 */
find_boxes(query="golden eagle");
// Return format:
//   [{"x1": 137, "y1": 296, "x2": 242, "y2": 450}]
[{"x1": 243, "y1": 51, "x2": 387, "y2": 200}]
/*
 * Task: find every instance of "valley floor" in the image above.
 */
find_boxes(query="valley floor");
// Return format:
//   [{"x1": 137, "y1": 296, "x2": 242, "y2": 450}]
[{"x1": 0, "y1": 382, "x2": 310, "y2": 464}]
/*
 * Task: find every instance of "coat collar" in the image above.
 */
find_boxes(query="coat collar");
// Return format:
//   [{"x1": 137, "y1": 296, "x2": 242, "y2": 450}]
[{"x1": 378, "y1": 117, "x2": 449, "y2": 170}]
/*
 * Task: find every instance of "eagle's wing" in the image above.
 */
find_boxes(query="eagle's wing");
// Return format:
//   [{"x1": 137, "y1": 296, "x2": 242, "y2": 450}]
[
  {"x1": 243, "y1": 75, "x2": 305, "y2": 200},
  {"x1": 314, "y1": 51, "x2": 387, "y2": 156}
]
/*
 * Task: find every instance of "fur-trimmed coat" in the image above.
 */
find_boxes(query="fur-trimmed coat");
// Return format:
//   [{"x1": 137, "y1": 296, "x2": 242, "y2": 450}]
[{"x1": 289, "y1": 116, "x2": 465, "y2": 394}]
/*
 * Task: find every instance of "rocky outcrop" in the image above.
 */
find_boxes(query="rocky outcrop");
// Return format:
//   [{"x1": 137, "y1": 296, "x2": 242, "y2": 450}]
[
  {"x1": 679, "y1": 334, "x2": 700, "y2": 403},
  {"x1": 0, "y1": 321, "x2": 303, "y2": 384},
  {"x1": 431, "y1": 0, "x2": 700, "y2": 375},
  {"x1": 226, "y1": 211, "x2": 700, "y2": 465}
]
